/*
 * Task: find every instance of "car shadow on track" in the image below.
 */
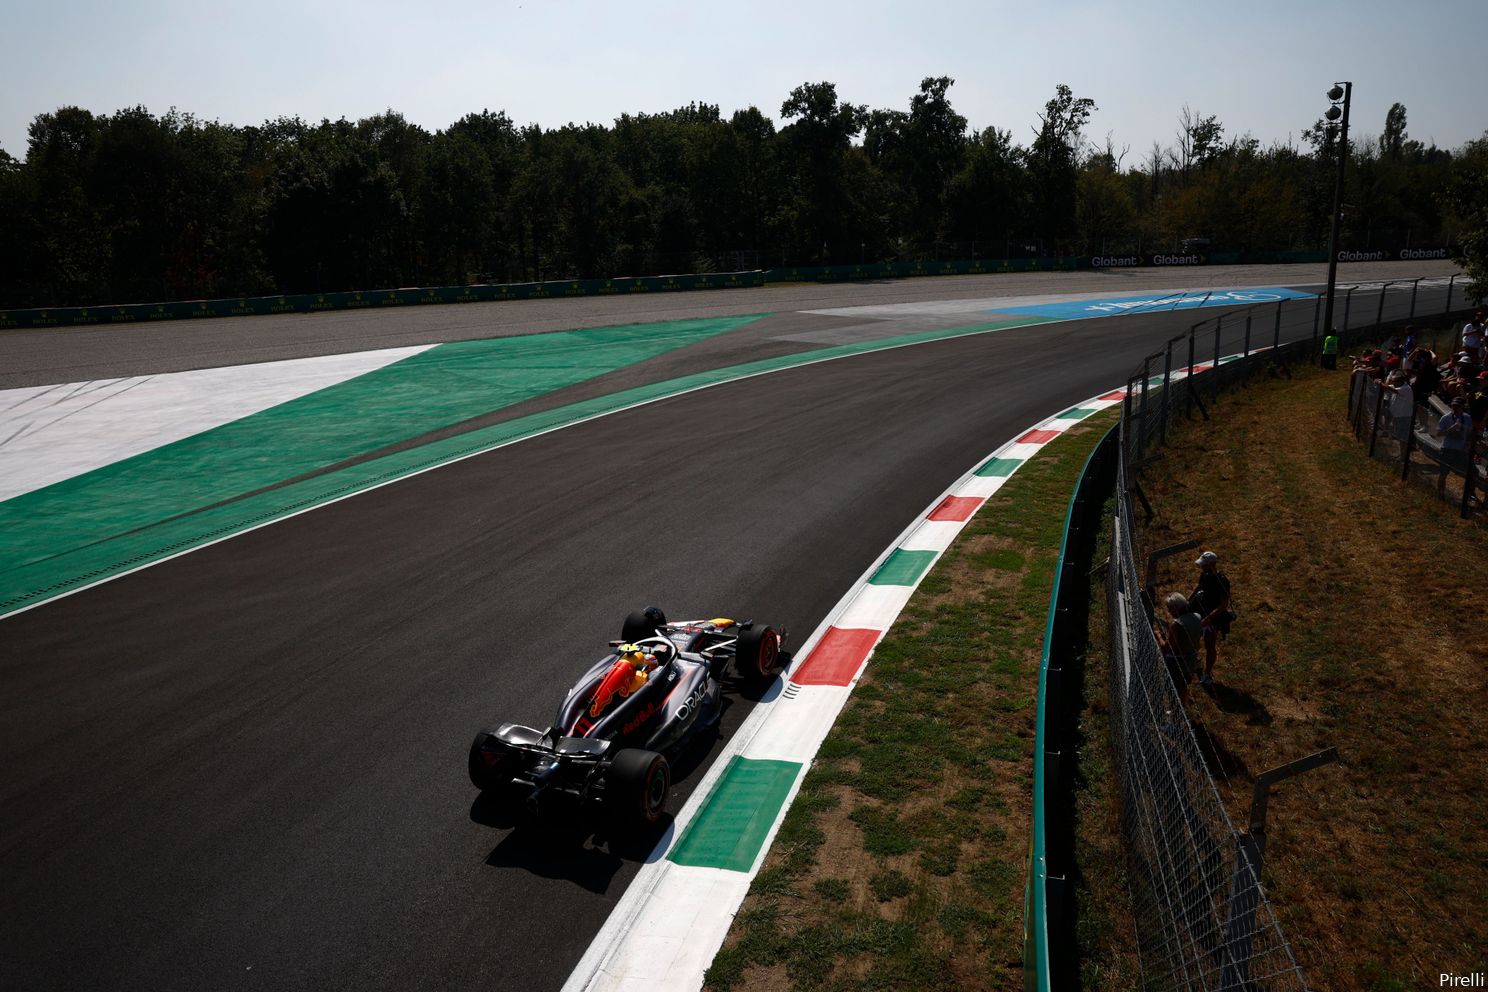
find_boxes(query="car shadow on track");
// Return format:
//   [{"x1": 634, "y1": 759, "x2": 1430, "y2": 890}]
[{"x1": 476, "y1": 815, "x2": 675, "y2": 894}]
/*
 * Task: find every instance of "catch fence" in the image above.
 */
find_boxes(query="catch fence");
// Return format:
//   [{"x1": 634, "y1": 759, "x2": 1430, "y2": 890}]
[
  {"x1": 1102, "y1": 273, "x2": 1471, "y2": 989},
  {"x1": 1347, "y1": 372, "x2": 1484, "y2": 518}
]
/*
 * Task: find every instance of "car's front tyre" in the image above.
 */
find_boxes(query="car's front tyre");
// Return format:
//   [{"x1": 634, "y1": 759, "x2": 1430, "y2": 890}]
[{"x1": 734, "y1": 625, "x2": 783, "y2": 686}]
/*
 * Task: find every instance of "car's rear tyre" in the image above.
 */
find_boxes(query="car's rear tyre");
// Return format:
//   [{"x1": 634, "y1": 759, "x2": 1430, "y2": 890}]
[
  {"x1": 622, "y1": 611, "x2": 657, "y2": 644},
  {"x1": 734, "y1": 625, "x2": 783, "y2": 685},
  {"x1": 606, "y1": 748, "x2": 670, "y2": 827}
]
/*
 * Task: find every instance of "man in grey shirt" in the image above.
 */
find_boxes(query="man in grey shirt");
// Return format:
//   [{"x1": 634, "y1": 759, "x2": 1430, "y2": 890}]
[{"x1": 1383, "y1": 370, "x2": 1414, "y2": 444}]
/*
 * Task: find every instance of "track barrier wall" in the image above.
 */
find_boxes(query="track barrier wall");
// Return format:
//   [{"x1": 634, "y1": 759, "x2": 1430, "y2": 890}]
[
  {"x1": 1024, "y1": 425, "x2": 1118, "y2": 992},
  {"x1": 0, "y1": 248, "x2": 1460, "y2": 330}
]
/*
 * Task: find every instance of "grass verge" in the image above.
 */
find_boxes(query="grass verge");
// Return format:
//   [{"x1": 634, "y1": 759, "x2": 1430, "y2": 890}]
[
  {"x1": 703, "y1": 410, "x2": 1132, "y2": 992},
  {"x1": 1139, "y1": 364, "x2": 1488, "y2": 990}
]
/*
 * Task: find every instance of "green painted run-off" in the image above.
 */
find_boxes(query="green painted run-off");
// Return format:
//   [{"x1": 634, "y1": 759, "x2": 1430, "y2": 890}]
[
  {"x1": 0, "y1": 313, "x2": 1049, "y2": 616},
  {"x1": 668, "y1": 756, "x2": 802, "y2": 872},
  {"x1": 867, "y1": 548, "x2": 936, "y2": 586},
  {"x1": 1056, "y1": 407, "x2": 1099, "y2": 420},
  {"x1": 0, "y1": 315, "x2": 760, "y2": 575}
]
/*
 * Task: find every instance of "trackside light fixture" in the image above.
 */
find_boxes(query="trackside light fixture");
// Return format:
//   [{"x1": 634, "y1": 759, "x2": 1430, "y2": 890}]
[{"x1": 1320, "y1": 81, "x2": 1353, "y2": 355}]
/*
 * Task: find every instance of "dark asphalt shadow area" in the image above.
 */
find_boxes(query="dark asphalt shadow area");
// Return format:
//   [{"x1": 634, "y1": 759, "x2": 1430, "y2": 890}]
[{"x1": 479, "y1": 816, "x2": 675, "y2": 895}]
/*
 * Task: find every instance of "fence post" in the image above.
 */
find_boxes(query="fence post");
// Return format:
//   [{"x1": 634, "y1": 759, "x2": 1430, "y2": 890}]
[
  {"x1": 1312, "y1": 293, "x2": 1322, "y2": 362},
  {"x1": 1123, "y1": 379, "x2": 1135, "y2": 469},
  {"x1": 1343, "y1": 287, "x2": 1355, "y2": 338},
  {"x1": 1186, "y1": 328, "x2": 1197, "y2": 418},
  {"x1": 1213, "y1": 317, "x2": 1223, "y2": 402},
  {"x1": 1461, "y1": 429, "x2": 1480, "y2": 519},
  {"x1": 1274, "y1": 301, "x2": 1283, "y2": 352},
  {"x1": 1367, "y1": 383, "x2": 1385, "y2": 457},
  {"x1": 1446, "y1": 275, "x2": 1455, "y2": 315},
  {"x1": 1402, "y1": 410, "x2": 1416, "y2": 481},
  {"x1": 1161, "y1": 341, "x2": 1174, "y2": 447},
  {"x1": 1375, "y1": 282, "x2": 1389, "y2": 333},
  {"x1": 1139, "y1": 357, "x2": 1152, "y2": 451},
  {"x1": 1410, "y1": 278, "x2": 1420, "y2": 319}
]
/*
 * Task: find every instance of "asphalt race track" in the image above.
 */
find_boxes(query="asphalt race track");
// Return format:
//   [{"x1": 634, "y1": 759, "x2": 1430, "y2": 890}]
[{"x1": 0, "y1": 264, "x2": 1461, "y2": 991}]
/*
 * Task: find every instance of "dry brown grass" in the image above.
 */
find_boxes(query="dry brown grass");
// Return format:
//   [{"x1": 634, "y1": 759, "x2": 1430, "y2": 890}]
[{"x1": 1139, "y1": 365, "x2": 1488, "y2": 990}]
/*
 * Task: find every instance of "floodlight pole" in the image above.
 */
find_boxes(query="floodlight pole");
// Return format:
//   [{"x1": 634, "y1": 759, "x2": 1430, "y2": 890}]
[{"x1": 1321, "y1": 82, "x2": 1352, "y2": 340}]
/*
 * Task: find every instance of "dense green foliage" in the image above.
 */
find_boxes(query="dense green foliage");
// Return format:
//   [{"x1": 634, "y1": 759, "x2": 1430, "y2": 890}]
[
  {"x1": 1441, "y1": 134, "x2": 1488, "y2": 300},
  {"x1": 0, "y1": 80, "x2": 1477, "y2": 308}
]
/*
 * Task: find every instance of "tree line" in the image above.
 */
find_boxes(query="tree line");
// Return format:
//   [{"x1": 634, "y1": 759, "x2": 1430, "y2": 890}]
[{"x1": 0, "y1": 78, "x2": 1483, "y2": 308}]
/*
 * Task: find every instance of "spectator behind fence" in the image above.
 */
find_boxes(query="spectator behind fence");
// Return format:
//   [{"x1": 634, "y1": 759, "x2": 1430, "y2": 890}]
[
  {"x1": 1463, "y1": 310, "x2": 1486, "y2": 364},
  {"x1": 1321, "y1": 328, "x2": 1340, "y2": 370},
  {"x1": 1383, "y1": 370, "x2": 1414, "y2": 442},
  {"x1": 1471, "y1": 372, "x2": 1488, "y2": 433},
  {"x1": 1445, "y1": 356, "x2": 1479, "y2": 402},
  {"x1": 1439, "y1": 396, "x2": 1472, "y2": 474},
  {"x1": 1458, "y1": 351, "x2": 1481, "y2": 380},
  {"x1": 1189, "y1": 551, "x2": 1233, "y2": 686},
  {"x1": 1156, "y1": 593, "x2": 1204, "y2": 705},
  {"x1": 1352, "y1": 350, "x2": 1385, "y2": 379},
  {"x1": 1411, "y1": 347, "x2": 1440, "y2": 404}
]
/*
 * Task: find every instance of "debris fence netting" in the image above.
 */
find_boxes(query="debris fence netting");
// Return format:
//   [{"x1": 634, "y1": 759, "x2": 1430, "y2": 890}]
[
  {"x1": 1108, "y1": 439, "x2": 1308, "y2": 990},
  {"x1": 1104, "y1": 275, "x2": 1472, "y2": 987}
]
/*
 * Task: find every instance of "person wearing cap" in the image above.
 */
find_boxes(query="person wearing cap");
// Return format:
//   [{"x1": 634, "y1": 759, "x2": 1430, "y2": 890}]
[
  {"x1": 1321, "y1": 328, "x2": 1340, "y2": 370},
  {"x1": 1382, "y1": 370, "x2": 1414, "y2": 444},
  {"x1": 1438, "y1": 395, "x2": 1472, "y2": 479},
  {"x1": 1188, "y1": 551, "x2": 1232, "y2": 685},
  {"x1": 1462, "y1": 311, "x2": 1486, "y2": 364}
]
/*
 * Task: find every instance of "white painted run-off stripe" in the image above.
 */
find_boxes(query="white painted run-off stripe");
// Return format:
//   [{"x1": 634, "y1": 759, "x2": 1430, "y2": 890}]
[{"x1": 0, "y1": 345, "x2": 434, "y2": 503}]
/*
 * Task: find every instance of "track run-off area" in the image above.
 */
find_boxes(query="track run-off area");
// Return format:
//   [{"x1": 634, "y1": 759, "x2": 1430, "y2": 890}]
[{"x1": 0, "y1": 261, "x2": 1460, "y2": 991}]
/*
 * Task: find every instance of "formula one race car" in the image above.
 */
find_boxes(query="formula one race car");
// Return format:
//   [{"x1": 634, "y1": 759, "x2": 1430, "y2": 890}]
[{"x1": 468, "y1": 607, "x2": 786, "y2": 830}]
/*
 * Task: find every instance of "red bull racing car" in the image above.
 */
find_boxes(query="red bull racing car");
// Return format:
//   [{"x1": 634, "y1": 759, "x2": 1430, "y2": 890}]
[{"x1": 468, "y1": 607, "x2": 786, "y2": 830}]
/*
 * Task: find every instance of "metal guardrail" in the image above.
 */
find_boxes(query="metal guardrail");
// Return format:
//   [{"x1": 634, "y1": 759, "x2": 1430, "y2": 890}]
[
  {"x1": 0, "y1": 270, "x2": 769, "y2": 330},
  {"x1": 0, "y1": 254, "x2": 1464, "y2": 331}
]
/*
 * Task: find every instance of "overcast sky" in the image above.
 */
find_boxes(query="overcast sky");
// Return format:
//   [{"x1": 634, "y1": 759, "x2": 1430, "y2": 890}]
[{"x1": 3, "y1": 0, "x2": 1485, "y2": 163}]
